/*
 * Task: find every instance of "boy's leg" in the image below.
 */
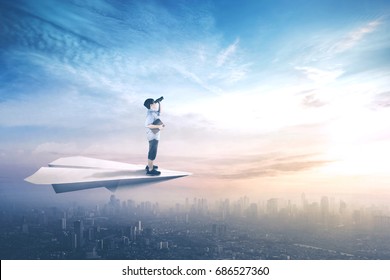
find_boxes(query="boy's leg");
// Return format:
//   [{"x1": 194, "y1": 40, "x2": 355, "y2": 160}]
[
  {"x1": 148, "y1": 159, "x2": 154, "y2": 171},
  {"x1": 147, "y1": 140, "x2": 159, "y2": 170}
]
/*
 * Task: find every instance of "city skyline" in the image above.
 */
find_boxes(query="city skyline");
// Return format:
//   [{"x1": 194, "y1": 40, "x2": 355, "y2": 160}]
[{"x1": 1, "y1": 194, "x2": 389, "y2": 260}]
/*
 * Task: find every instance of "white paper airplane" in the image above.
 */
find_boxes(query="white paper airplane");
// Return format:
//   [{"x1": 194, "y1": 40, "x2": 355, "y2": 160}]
[{"x1": 25, "y1": 156, "x2": 191, "y2": 193}]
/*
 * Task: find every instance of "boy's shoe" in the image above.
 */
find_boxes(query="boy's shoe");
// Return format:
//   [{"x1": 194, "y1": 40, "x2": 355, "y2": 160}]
[
  {"x1": 145, "y1": 165, "x2": 158, "y2": 171},
  {"x1": 146, "y1": 168, "x2": 161, "y2": 176}
]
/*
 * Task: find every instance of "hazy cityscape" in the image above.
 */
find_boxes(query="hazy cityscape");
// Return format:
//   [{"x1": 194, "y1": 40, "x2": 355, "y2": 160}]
[{"x1": 1, "y1": 193, "x2": 390, "y2": 260}]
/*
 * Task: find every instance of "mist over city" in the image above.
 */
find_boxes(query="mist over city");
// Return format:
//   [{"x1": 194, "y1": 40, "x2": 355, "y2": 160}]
[{"x1": 1, "y1": 186, "x2": 390, "y2": 260}]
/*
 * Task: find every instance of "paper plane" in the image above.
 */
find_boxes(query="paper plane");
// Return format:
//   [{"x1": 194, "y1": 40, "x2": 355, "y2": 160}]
[{"x1": 25, "y1": 156, "x2": 191, "y2": 193}]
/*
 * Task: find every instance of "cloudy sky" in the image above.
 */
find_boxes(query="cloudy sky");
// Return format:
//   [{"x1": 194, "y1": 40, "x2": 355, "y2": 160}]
[{"x1": 1, "y1": 0, "x2": 389, "y2": 205}]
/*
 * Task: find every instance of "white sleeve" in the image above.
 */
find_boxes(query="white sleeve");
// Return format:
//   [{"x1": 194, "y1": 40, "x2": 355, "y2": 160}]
[{"x1": 145, "y1": 114, "x2": 154, "y2": 127}]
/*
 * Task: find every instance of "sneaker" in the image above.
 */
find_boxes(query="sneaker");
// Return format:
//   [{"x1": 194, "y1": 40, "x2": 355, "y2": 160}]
[
  {"x1": 146, "y1": 168, "x2": 161, "y2": 176},
  {"x1": 145, "y1": 165, "x2": 159, "y2": 171}
]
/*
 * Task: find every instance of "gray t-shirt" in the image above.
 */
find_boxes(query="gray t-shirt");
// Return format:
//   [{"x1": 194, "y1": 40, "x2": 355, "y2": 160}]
[{"x1": 145, "y1": 109, "x2": 161, "y2": 141}]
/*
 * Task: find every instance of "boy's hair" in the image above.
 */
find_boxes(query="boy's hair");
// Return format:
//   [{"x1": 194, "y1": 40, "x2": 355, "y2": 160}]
[{"x1": 144, "y1": 98, "x2": 154, "y2": 109}]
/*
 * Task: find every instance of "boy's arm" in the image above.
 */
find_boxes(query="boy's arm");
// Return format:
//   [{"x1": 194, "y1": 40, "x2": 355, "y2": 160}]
[
  {"x1": 145, "y1": 111, "x2": 164, "y2": 130},
  {"x1": 146, "y1": 124, "x2": 164, "y2": 129},
  {"x1": 145, "y1": 117, "x2": 164, "y2": 129}
]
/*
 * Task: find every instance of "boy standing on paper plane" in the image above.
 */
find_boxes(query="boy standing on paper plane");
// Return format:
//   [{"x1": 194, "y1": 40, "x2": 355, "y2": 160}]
[{"x1": 144, "y1": 96, "x2": 165, "y2": 176}]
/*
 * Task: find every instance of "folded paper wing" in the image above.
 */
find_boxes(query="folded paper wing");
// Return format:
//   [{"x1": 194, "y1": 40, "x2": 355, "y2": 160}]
[{"x1": 25, "y1": 156, "x2": 191, "y2": 193}]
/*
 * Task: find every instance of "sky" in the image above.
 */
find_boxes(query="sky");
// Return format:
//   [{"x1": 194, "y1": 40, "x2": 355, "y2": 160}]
[{"x1": 1, "y1": 0, "x2": 389, "y2": 206}]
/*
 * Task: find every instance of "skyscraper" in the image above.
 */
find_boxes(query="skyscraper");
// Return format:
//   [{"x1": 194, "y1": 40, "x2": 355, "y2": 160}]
[
  {"x1": 73, "y1": 220, "x2": 84, "y2": 249},
  {"x1": 267, "y1": 198, "x2": 278, "y2": 216},
  {"x1": 301, "y1": 193, "x2": 308, "y2": 212},
  {"x1": 321, "y1": 197, "x2": 329, "y2": 215},
  {"x1": 320, "y1": 196, "x2": 330, "y2": 226},
  {"x1": 248, "y1": 203, "x2": 258, "y2": 219}
]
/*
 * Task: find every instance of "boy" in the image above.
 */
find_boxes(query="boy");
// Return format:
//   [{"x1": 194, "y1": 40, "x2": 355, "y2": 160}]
[{"x1": 143, "y1": 98, "x2": 165, "y2": 176}]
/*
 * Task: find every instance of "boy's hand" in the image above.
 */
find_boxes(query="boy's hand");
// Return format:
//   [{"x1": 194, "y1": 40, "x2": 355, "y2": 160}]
[{"x1": 159, "y1": 124, "x2": 165, "y2": 130}]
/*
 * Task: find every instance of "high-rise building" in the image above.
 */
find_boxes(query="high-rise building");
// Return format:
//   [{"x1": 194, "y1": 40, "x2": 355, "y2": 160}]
[
  {"x1": 72, "y1": 233, "x2": 78, "y2": 250},
  {"x1": 130, "y1": 226, "x2": 137, "y2": 241},
  {"x1": 267, "y1": 198, "x2": 278, "y2": 215},
  {"x1": 22, "y1": 223, "x2": 29, "y2": 234},
  {"x1": 108, "y1": 195, "x2": 120, "y2": 215},
  {"x1": 39, "y1": 210, "x2": 48, "y2": 226},
  {"x1": 88, "y1": 227, "x2": 94, "y2": 241},
  {"x1": 320, "y1": 196, "x2": 330, "y2": 226},
  {"x1": 339, "y1": 200, "x2": 347, "y2": 215},
  {"x1": 185, "y1": 213, "x2": 189, "y2": 224},
  {"x1": 61, "y1": 217, "x2": 67, "y2": 230},
  {"x1": 185, "y1": 197, "x2": 189, "y2": 211},
  {"x1": 94, "y1": 204, "x2": 100, "y2": 216},
  {"x1": 221, "y1": 199, "x2": 230, "y2": 220},
  {"x1": 73, "y1": 220, "x2": 84, "y2": 249},
  {"x1": 212, "y1": 224, "x2": 227, "y2": 237},
  {"x1": 301, "y1": 193, "x2": 308, "y2": 212},
  {"x1": 197, "y1": 198, "x2": 208, "y2": 214},
  {"x1": 248, "y1": 203, "x2": 258, "y2": 219},
  {"x1": 127, "y1": 199, "x2": 135, "y2": 210},
  {"x1": 122, "y1": 236, "x2": 129, "y2": 246},
  {"x1": 159, "y1": 241, "x2": 169, "y2": 249},
  {"x1": 321, "y1": 197, "x2": 329, "y2": 215}
]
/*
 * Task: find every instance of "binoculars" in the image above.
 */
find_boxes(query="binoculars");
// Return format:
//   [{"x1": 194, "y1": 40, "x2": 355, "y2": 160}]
[{"x1": 155, "y1": 96, "x2": 164, "y2": 103}]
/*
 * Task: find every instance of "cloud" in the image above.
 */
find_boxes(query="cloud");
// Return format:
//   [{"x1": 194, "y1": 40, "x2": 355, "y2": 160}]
[
  {"x1": 193, "y1": 153, "x2": 332, "y2": 180},
  {"x1": 295, "y1": 66, "x2": 344, "y2": 84},
  {"x1": 2, "y1": 2, "x2": 104, "y2": 58},
  {"x1": 216, "y1": 38, "x2": 240, "y2": 67},
  {"x1": 1, "y1": 0, "x2": 253, "y2": 119},
  {"x1": 32, "y1": 142, "x2": 79, "y2": 155},
  {"x1": 332, "y1": 20, "x2": 382, "y2": 53},
  {"x1": 371, "y1": 91, "x2": 390, "y2": 109},
  {"x1": 279, "y1": 18, "x2": 385, "y2": 72},
  {"x1": 301, "y1": 94, "x2": 327, "y2": 108},
  {"x1": 171, "y1": 65, "x2": 223, "y2": 94}
]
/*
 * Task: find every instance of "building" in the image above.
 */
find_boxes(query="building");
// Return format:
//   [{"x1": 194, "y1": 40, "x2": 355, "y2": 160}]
[{"x1": 73, "y1": 220, "x2": 84, "y2": 249}]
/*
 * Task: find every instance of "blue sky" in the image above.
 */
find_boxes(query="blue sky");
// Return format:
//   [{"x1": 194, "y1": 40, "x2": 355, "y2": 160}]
[{"x1": 1, "y1": 0, "x2": 389, "y2": 204}]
